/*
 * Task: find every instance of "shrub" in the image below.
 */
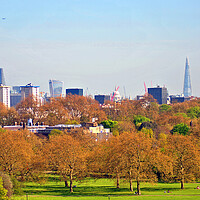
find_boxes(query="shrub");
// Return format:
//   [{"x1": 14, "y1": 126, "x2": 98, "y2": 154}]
[
  {"x1": 0, "y1": 172, "x2": 12, "y2": 198},
  {"x1": 11, "y1": 176, "x2": 24, "y2": 195},
  {"x1": 101, "y1": 120, "x2": 118, "y2": 129},
  {"x1": 49, "y1": 129, "x2": 63, "y2": 137},
  {"x1": 133, "y1": 115, "x2": 150, "y2": 127},
  {"x1": 187, "y1": 106, "x2": 200, "y2": 119},
  {"x1": 159, "y1": 104, "x2": 171, "y2": 112},
  {"x1": 174, "y1": 113, "x2": 188, "y2": 118},
  {"x1": 171, "y1": 123, "x2": 189, "y2": 136},
  {"x1": 0, "y1": 177, "x2": 8, "y2": 200}
]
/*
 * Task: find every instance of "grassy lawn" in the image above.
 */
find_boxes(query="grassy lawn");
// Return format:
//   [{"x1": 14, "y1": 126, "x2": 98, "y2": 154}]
[{"x1": 12, "y1": 177, "x2": 200, "y2": 200}]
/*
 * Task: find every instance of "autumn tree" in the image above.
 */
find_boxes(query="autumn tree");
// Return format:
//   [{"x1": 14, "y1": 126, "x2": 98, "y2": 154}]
[
  {"x1": 117, "y1": 120, "x2": 136, "y2": 134},
  {"x1": 44, "y1": 133, "x2": 88, "y2": 192},
  {"x1": 16, "y1": 96, "x2": 39, "y2": 123},
  {"x1": 0, "y1": 130, "x2": 36, "y2": 179},
  {"x1": 59, "y1": 95, "x2": 107, "y2": 123},
  {"x1": 39, "y1": 98, "x2": 70, "y2": 125},
  {"x1": 90, "y1": 137, "x2": 125, "y2": 188},
  {"x1": 120, "y1": 132, "x2": 159, "y2": 194},
  {"x1": 165, "y1": 135, "x2": 200, "y2": 189},
  {"x1": 0, "y1": 103, "x2": 19, "y2": 126}
]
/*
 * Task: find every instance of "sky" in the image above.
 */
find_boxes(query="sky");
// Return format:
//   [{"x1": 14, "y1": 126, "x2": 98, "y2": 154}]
[{"x1": 0, "y1": 0, "x2": 200, "y2": 98}]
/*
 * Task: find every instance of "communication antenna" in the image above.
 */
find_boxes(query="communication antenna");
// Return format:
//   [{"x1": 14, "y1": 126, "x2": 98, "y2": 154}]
[{"x1": 123, "y1": 86, "x2": 126, "y2": 99}]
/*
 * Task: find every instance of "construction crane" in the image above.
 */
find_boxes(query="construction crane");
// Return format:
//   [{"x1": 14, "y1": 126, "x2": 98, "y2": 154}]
[
  {"x1": 111, "y1": 86, "x2": 119, "y2": 101},
  {"x1": 144, "y1": 82, "x2": 148, "y2": 96}
]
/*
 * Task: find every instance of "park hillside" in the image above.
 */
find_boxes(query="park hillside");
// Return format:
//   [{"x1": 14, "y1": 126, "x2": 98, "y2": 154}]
[{"x1": 0, "y1": 95, "x2": 200, "y2": 199}]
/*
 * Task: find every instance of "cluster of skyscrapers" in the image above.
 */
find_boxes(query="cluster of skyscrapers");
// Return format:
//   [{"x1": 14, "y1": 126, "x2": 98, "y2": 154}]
[
  {"x1": 0, "y1": 72, "x2": 84, "y2": 107},
  {"x1": 0, "y1": 57, "x2": 194, "y2": 107}
]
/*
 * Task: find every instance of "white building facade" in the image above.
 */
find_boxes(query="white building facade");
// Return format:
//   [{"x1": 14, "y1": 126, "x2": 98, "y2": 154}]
[
  {"x1": 21, "y1": 83, "x2": 40, "y2": 102},
  {"x1": 0, "y1": 85, "x2": 10, "y2": 107}
]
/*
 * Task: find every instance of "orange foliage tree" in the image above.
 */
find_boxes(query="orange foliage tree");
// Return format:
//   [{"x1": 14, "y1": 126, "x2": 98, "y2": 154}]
[
  {"x1": 0, "y1": 130, "x2": 36, "y2": 179},
  {"x1": 16, "y1": 96, "x2": 39, "y2": 123},
  {"x1": 59, "y1": 95, "x2": 107, "y2": 123},
  {"x1": 39, "y1": 98, "x2": 70, "y2": 125},
  {"x1": 0, "y1": 103, "x2": 19, "y2": 126},
  {"x1": 165, "y1": 134, "x2": 200, "y2": 189},
  {"x1": 119, "y1": 132, "x2": 159, "y2": 194},
  {"x1": 44, "y1": 133, "x2": 88, "y2": 192}
]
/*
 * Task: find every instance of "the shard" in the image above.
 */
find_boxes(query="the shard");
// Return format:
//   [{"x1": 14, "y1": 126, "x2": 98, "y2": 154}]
[{"x1": 183, "y1": 57, "x2": 192, "y2": 97}]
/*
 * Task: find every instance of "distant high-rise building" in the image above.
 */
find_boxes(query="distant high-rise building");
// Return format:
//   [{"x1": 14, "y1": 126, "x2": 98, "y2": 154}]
[
  {"x1": 183, "y1": 57, "x2": 192, "y2": 97},
  {"x1": 169, "y1": 95, "x2": 190, "y2": 104},
  {"x1": 10, "y1": 93, "x2": 21, "y2": 107},
  {"x1": 49, "y1": 79, "x2": 64, "y2": 97},
  {"x1": 148, "y1": 86, "x2": 168, "y2": 104},
  {"x1": 21, "y1": 83, "x2": 40, "y2": 101},
  {"x1": 0, "y1": 85, "x2": 10, "y2": 107},
  {"x1": 0, "y1": 68, "x2": 6, "y2": 85},
  {"x1": 95, "y1": 95, "x2": 110, "y2": 105},
  {"x1": 66, "y1": 88, "x2": 83, "y2": 96},
  {"x1": 11, "y1": 86, "x2": 21, "y2": 94},
  {"x1": 10, "y1": 86, "x2": 22, "y2": 107}
]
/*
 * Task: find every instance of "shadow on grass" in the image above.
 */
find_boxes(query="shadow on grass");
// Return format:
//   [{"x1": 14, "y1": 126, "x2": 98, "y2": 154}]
[
  {"x1": 23, "y1": 180, "x2": 197, "y2": 197},
  {"x1": 24, "y1": 185, "x2": 132, "y2": 197}
]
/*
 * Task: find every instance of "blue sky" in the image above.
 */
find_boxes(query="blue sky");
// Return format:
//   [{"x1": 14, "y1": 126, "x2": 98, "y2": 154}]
[{"x1": 0, "y1": 0, "x2": 200, "y2": 97}]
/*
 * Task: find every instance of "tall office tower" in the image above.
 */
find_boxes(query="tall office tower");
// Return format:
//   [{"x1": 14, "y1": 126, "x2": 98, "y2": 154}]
[
  {"x1": 49, "y1": 79, "x2": 64, "y2": 97},
  {"x1": 21, "y1": 83, "x2": 40, "y2": 101},
  {"x1": 183, "y1": 57, "x2": 192, "y2": 97},
  {"x1": 0, "y1": 85, "x2": 10, "y2": 107},
  {"x1": 10, "y1": 93, "x2": 21, "y2": 107},
  {"x1": 0, "y1": 68, "x2": 6, "y2": 85},
  {"x1": 66, "y1": 88, "x2": 83, "y2": 96},
  {"x1": 10, "y1": 86, "x2": 21, "y2": 107},
  {"x1": 95, "y1": 95, "x2": 110, "y2": 105},
  {"x1": 148, "y1": 86, "x2": 168, "y2": 104}
]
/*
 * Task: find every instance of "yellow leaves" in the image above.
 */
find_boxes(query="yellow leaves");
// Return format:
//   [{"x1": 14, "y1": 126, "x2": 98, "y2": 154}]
[
  {"x1": 0, "y1": 130, "x2": 35, "y2": 175},
  {"x1": 44, "y1": 133, "x2": 88, "y2": 178},
  {"x1": 162, "y1": 134, "x2": 200, "y2": 187}
]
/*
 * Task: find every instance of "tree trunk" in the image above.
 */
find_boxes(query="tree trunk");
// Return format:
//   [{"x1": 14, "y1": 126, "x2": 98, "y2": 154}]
[
  {"x1": 181, "y1": 178, "x2": 184, "y2": 189},
  {"x1": 65, "y1": 180, "x2": 69, "y2": 188},
  {"x1": 63, "y1": 175, "x2": 69, "y2": 188},
  {"x1": 136, "y1": 177, "x2": 141, "y2": 195},
  {"x1": 116, "y1": 173, "x2": 120, "y2": 188},
  {"x1": 181, "y1": 161, "x2": 184, "y2": 189},
  {"x1": 130, "y1": 179, "x2": 133, "y2": 192},
  {"x1": 129, "y1": 170, "x2": 133, "y2": 192},
  {"x1": 70, "y1": 171, "x2": 73, "y2": 193}
]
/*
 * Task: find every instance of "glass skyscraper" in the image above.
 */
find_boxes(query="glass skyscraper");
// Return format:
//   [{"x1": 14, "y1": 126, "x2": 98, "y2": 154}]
[
  {"x1": 49, "y1": 79, "x2": 64, "y2": 97},
  {"x1": 183, "y1": 57, "x2": 192, "y2": 97},
  {"x1": 0, "y1": 68, "x2": 6, "y2": 85}
]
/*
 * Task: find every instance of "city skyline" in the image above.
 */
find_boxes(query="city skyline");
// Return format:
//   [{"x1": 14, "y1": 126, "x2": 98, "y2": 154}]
[
  {"x1": 0, "y1": 1, "x2": 200, "y2": 97},
  {"x1": 0, "y1": 57, "x2": 195, "y2": 98}
]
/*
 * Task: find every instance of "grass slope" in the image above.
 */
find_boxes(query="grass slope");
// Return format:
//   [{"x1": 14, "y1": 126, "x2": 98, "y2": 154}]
[{"x1": 12, "y1": 177, "x2": 200, "y2": 200}]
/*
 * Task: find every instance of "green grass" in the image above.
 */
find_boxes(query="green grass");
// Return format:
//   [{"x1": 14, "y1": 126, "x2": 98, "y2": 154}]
[{"x1": 12, "y1": 177, "x2": 200, "y2": 200}]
